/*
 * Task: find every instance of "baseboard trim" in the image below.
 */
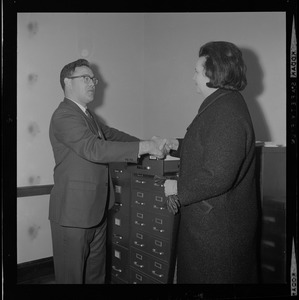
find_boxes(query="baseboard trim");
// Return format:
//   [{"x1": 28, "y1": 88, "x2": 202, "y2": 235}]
[{"x1": 17, "y1": 257, "x2": 54, "y2": 283}]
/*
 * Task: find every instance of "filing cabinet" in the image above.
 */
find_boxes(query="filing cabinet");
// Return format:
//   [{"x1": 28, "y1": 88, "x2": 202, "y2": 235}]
[
  {"x1": 107, "y1": 162, "x2": 134, "y2": 284},
  {"x1": 260, "y1": 197, "x2": 286, "y2": 283},
  {"x1": 259, "y1": 146, "x2": 286, "y2": 283},
  {"x1": 129, "y1": 156, "x2": 180, "y2": 284},
  {"x1": 106, "y1": 156, "x2": 180, "y2": 284}
]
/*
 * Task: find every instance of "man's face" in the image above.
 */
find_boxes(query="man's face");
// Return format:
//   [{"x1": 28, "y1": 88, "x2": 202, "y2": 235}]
[{"x1": 66, "y1": 66, "x2": 96, "y2": 107}]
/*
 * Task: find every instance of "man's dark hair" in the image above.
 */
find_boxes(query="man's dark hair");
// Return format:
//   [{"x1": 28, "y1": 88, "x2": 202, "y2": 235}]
[{"x1": 60, "y1": 59, "x2": 90, "y2": 90}]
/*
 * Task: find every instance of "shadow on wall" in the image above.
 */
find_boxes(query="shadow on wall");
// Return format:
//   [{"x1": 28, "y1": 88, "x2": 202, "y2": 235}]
[
  {"x1": 241, "y1": 48, "x2": 271, "y2": 142},
  {"x1": 88, "y1": 63, "x2": 108, "y2": 125},
  {"x1": 241, "y1": 49, "x2": 270, "y2": 282}
]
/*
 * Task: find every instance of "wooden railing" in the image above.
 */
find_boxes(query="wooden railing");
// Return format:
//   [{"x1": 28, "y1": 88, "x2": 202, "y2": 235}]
[{"x1": 17, "y1": 185, "x2": 54, "y2": 198}]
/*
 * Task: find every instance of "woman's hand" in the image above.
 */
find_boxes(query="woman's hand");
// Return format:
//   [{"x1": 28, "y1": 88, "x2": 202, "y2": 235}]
[
  {"x1": 164, "y1": 179, "x2": 180, "y2": 214},
  {"x1": 164, "y1": 179, "x2": 178, "y2": 196},
  {"x1": 166, "y1": 194, "x2": 180, "y2": 215}
]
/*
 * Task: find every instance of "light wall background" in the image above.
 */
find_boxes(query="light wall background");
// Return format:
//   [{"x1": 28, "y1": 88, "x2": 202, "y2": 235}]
[
  {"x1": 17, "y1": 12, "x2": 286, "y2": 263},
  {"x1": 143, "y1": 12, "x2": 286, "y2": 141}
]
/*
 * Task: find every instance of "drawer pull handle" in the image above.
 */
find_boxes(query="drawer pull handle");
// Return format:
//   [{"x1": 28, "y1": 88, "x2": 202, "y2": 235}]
[
  {"x1": 152, "y1": 248, "x2": 164, "y2": 255},
  {"x1": 134, "y1": 241, "x2": 145, "y2": 247},
  {"x1": 114, "y1": 202, "x2": 123, "y2": 207},
  {"x1": 137, "y1": 165, "x2": 151, "y2": 170},
  {"x1": 112, "y1": 266, "x2": 122, "y2": 273},
  {"x1": 262, "y1": 240, "x2": 276, "y2": 248},
  {"x1": 134, "y1": 261, "x2": 144, "y2": 268},
  {"x1": 153, "y1": 205, "x2": 165, "y2": 210},
  {"x1": 262, "y1": 264, "x2": 276, "y2": 272},
  {"x1": 113, "y1": 234, "x2": 123, "y2": 240},
  {"x1": 263, "y1": 216, "x2": 276, "y2": 223},
  {"x1": 135, "y1": 180, "x2": 146, "y2": 184},
  {"x1": 135, "y1": 221, "x2": 145, "y2": 226},
  {"x1": 153, "y1": 226, "x2": 165, "y2": 233},
  {"x1": 114, "y1": 169, "x2": 123, "y2": 173},
  {"x1": 135, "y1": 200, "x2": 145, "y2": 206},
  {"x1": 152, "y1": 270, "x2": 163, "y2": 278},
  {"x1": 154, "y1": 183, "x2": 163, "y2": 187}
]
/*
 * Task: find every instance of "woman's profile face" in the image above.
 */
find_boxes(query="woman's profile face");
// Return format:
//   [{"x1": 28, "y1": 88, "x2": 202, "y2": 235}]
[{"x1": 193, "y1": 56, "x2": 210, "y2": 96}]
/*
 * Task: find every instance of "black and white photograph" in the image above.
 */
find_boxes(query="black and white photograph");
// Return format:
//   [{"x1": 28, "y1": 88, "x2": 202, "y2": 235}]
[{"x1": 2, "y1": 1, "x2": 297, "y2": 299}]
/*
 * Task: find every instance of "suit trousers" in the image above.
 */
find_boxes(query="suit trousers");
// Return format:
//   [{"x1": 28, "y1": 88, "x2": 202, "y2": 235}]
[{"x1": 50, "y1": 218, "x2": 107, "y2": 284}]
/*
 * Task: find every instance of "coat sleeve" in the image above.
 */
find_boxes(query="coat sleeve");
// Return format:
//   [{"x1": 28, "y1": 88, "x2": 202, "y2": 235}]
[
  {"x1": 100, "y1": 123, "x2": 140, "y2": 142},
  {"x1": 169, "y1": 138, "x2": 184, "y2": 157},
  {"x1": 178, "y1": 103, "x2": 248, "y2": 206},
  {"x1": 51, "y1": 108, "x2": 139, "y2": 164}
]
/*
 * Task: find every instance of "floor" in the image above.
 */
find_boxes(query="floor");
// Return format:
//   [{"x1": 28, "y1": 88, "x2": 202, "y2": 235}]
[
  {"x1": 19, "y1": 273, "x2": 56, "y2": 284},
  {"x1": 18, "y1": 258, "x2": 177, "y2": 284}
]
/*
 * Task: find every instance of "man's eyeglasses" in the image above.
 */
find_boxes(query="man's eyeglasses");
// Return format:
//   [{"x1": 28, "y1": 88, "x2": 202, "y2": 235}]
[{"x1": 67, "y1": 75, "x2": 98, "y2": 85}]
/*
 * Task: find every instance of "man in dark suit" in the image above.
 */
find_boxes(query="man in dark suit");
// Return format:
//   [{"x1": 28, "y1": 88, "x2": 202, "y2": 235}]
[{"x1": 49, "y1": 59, "x2": 167, "y2": 284}]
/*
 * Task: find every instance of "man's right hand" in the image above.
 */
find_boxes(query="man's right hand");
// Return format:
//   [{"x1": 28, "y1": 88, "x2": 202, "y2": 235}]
[{"x1": 139, "y1": 137, "x2": 169, "y2": 159}]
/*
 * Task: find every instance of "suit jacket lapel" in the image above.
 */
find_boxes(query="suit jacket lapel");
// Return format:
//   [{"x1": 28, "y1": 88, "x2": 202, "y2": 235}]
[
  {"x1": 63, "y1": 98, "x2": 104, "y2": 139},
  {"x1": 86, "y1": 111, "x2": 105, "y2": 140}
]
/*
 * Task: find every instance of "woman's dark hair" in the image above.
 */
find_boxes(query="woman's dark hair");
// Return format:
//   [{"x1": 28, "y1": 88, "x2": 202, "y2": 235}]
[
  {"x1": 60, "y1": 59, "x2": 90, "y2": 90},
  {"x1": 199, "y1": 41, "x2": 247, "y2": 91}
]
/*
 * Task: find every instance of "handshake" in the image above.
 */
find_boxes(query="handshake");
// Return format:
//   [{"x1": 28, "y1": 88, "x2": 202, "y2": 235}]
[
  {"x1": 139, "y1": 136, "x2": 180, "y2": 214},
  {"x1": 139, "y1": 136, "x2": 179, "y2": 159}
]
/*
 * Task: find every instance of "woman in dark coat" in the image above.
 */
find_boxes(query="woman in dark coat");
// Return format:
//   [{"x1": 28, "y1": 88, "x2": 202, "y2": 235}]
[{"x1": 164, "y1": 41, "x2": 259, "y2": 283}]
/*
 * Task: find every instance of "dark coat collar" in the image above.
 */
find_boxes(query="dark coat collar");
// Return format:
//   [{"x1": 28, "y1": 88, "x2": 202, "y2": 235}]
[
  {"x1": 197, "y1": 88, "x2": 232, "y2": 117},
  {"x1": 186, "y1": 89, "x2": 232, "y2": 132}
]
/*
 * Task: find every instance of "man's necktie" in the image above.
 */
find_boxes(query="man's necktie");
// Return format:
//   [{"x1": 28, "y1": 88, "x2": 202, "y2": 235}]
[
  {"x1": 85, "y1": 109, "x2": 102, "y2": 138},
  {"x1": 85, "y1": 108, "x2": 93, "y2": 119}
]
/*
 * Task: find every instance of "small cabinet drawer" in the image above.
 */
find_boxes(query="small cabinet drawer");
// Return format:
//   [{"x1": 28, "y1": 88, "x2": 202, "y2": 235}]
[
  {"x1": 131, "y1": 189, "x2": 151, "y2": 210},
  {"x1": 134, "y1": 156, "x2": 180, "y2": 176},
  {"x1": 131, "y1": 174, "x2": 164, "y2": 192},
  {"x1": 111, "y1": 182, "x2": 131, "y2": 216},
  {"x1": 108, "y1": 211, "x2": 130, "y2": 248},
  {"x1": 261, "y1": 256, "x2": 286, "y2": 283},
  {"x1": 130, "y1": 228, "x2": 149, "y2": 250},
  {"x1": 131, "y1": 209, "x2": 152, "y2": 231},
  {"x1": 261, "y1": 233, "x2": 286, "y2": 259},
  {"x1": 112, "y1": 185, "x2": 130, "y2": 214},
  {"x1": 150, "y1": 212, "x2": 172, "y2": 239},
  {"x1": 151, "y1": 193, "x2": 168, "y2": 214},
  {"x1": 130, "y1": 247, "x2": 170, "y2": 283},
  {"x1": 131, "y1": 189, "x2": 169, "y2": 215},
  {"x1": 148, "y1": 258, "x2": 169, "y2": 283},
  {"x1": 110, "y1": 244, "x2": 129, "y2": 282},
  {"x1": 110, "y1": 163, "x2": 132, "y2": 180},
  {"x1": 130, "y1": 228, "x2": 171, "y2": 262},
  {"x1": 262, "y1": 209, "x2": 286, "y2": 235},
  {"x1": 130, "y1": 268, "x2": 159, "y2": 284},
  {"x1": 131, "y1": 209, "x2": 173, "y2": 239},
  {"x1": 130, "y1": 248, "x2": 150, "y2": 272},
  {"x1": 148, "y1": 235, "x2": 171, "y2": 262}
]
